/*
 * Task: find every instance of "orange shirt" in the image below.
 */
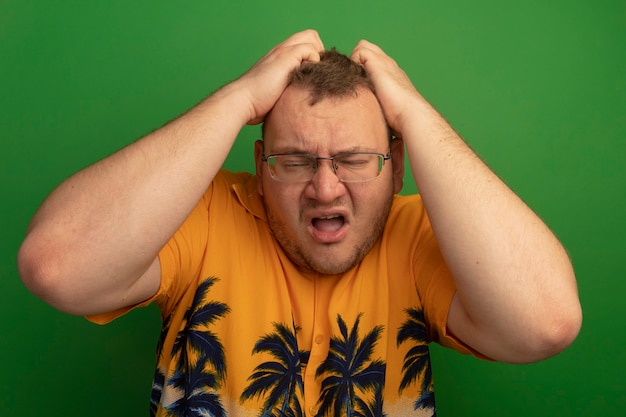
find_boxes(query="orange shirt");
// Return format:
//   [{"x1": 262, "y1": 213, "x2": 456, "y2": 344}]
[{"x1": 90, "y1": 170, "x2": 480, "y2": 417}]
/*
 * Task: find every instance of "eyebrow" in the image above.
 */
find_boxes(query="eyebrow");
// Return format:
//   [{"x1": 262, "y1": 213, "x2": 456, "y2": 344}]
[
  {"x1": 265, "y1": 145, "x2": 379, "y2": 155},
  {"x1": 264, "y1": 146, "x2": 308, "y2": 155}
]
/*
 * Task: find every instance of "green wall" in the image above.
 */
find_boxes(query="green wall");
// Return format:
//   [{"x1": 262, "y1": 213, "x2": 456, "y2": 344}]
[{"x1": 2, "y1": 1, "x2": 624, "y2": 415}]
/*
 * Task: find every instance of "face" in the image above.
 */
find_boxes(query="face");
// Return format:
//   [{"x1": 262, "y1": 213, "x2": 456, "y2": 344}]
[{"x1": 255, "y1": 86, "x2": 404, "y2": 275}]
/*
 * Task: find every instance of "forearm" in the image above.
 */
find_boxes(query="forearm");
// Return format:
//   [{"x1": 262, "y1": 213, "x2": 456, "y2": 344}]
[
  {"x1": 18, "y1": 83, "x2": 250, "y2": 314},
  {"x1": 403, "y1": 94, "x2": 581, "y2": 361}
]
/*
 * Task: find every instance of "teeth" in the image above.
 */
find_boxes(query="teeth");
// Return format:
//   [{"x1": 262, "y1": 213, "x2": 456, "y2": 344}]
[{"x1": 318, "y1": 215, "x2": 340, "y2": 220}]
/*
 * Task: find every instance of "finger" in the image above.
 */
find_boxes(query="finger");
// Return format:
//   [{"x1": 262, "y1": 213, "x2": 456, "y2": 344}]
[
  {"x1": 298, "y1": 45, "x2": 322, "y2": 64},
  {"x1": 273, "y1": 42, "x2": 322, "y2": 66},
  {"x1": 350, "y1": 39, "x2": 384, "y2": 65},
  {"x1": 280, "y1": 29, "x2": 325, "y2": 53}
]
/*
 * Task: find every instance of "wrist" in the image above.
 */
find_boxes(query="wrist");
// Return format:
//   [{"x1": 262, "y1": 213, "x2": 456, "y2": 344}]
[{"x1": 202, "y1": 81, "x2": 255, "y2": 127}]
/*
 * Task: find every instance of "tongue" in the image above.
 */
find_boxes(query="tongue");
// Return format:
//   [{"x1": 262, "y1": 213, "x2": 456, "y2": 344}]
[{"x1": 313, "y1": 217, "x2": 344, "y2": 232}]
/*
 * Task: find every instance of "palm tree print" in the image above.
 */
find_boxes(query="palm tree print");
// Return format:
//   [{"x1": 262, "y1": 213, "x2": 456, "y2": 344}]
[
  {"x1": 353, "y1": 384, "x2": 387, "y2": 417},
  {"x1": 240, "y1": 321, "x2": 310, "y2": 417},
  {"x1": 151, "y1": 314, "x2": 172, "y2": 415},
  {"x1": 150, "y1": 367, "x2": 166, "y2": 416},
  {"x1": 162, "y1": 276, "x2": 231, "y2": 417},
  {"x1": 315, "y1": 313, "x2": 386, "y2": 417},
  {"x1": 397, "y1": 307, "x2": 435, "y2": 412}
]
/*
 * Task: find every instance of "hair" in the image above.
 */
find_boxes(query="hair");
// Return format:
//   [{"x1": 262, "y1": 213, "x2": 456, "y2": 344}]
[
  {"x1": 261, "y1": 48, "x2": 386, "y2": 139},
  {"x1": 288, "y1": 48, "x2": 374, "y2": 105}
]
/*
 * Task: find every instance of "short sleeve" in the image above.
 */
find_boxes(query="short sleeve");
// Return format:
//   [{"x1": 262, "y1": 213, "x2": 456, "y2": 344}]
[
  {"x1": 408, "y1": 198, "x2": 489, "y2": 358},
  {"x1": 86, "y1": 174, "x2": 218, "y2": 324}
]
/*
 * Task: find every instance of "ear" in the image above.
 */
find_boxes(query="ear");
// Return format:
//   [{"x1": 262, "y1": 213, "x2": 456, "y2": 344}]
[
  {"x1": 254, "y1": 140, "x2": 265, "y2": 196},
  {"x1": 390, "y1": 137, "x2": 404, "y2": 194}
]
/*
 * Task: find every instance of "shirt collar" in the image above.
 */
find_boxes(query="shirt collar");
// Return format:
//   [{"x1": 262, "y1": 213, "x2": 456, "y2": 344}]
[{"x1": 231, "y1": 173, "x2": 267, "y2": 221}]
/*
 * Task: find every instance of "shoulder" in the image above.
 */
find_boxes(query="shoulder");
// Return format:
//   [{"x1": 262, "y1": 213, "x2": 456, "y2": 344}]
[
  {"x1": 388, "y1": 194, "x2": 430, "y2": 231},
  {"x1": 204, "y1": 169, "x2": 266, "y2": 221},
  {"x1": 203, "y1": 169, "x2": 255, "y2": 205},
  {"x1": 210, "y1": 169, "x2": 255, "y2": 193},
  {"x1": 382, "y1": 194, "x2": 439, "y2": 261}
]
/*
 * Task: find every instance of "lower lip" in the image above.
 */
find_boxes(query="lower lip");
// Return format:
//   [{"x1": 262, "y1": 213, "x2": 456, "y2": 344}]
[{"x1": 308, "y1": 224, "x2": 348, "y2": 244}]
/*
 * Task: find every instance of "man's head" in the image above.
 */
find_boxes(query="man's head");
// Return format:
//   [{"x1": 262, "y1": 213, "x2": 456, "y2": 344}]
[
  {"x1": 290, "y1": 48, "x2": 374, "y2": 104},
  {"x1": 255, "y1": 48, "x2": 404, "y2": 275}
]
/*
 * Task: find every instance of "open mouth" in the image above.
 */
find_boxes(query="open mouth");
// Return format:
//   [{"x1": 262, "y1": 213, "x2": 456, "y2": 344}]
[{"x1": 312, "y1": 215, "x2": 345, "y2": 233}]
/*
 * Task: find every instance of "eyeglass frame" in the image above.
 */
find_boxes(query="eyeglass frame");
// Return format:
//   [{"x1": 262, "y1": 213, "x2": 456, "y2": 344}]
[{"x1": 260, "y1": 149, "x2": 392, "y2": 183}]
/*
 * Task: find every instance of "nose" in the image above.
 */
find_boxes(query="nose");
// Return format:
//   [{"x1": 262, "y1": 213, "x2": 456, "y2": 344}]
[{"x1": 306, "y1": 159, "x2": 346, "y2": 204}]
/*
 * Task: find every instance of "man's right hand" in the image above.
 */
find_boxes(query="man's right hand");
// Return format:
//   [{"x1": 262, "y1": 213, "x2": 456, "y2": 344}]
[{"x1": 235, "y1": 29, "x2": 325, "y2": 125}]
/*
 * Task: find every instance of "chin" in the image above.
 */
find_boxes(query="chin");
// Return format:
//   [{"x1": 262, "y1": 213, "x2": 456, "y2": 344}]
[
  {"x1": 307, "y1": 261, "x2": 355, "y2": 275},
  {"x1": 302, "y1": 244, "x2": 370, "y2": 275}
]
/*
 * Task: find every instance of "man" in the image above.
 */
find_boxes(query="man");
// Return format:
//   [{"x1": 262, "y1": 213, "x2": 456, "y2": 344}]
[{"x1": 18, "y1": 30, "x2": 581, "y2": 416}]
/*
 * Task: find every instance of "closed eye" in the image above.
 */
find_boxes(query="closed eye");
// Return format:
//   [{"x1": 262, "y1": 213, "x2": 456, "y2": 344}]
[{"x1": 336, "y1": 156, "x2": 371, "y2": 169}]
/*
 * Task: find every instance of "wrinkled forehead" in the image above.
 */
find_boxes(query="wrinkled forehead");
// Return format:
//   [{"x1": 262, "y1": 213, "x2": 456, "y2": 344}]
[{"x1": 262, "y1": 86, "x2": 389, "y2": 153}]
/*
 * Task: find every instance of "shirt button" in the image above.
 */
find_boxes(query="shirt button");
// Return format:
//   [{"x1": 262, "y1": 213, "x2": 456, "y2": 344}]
[
  {"x1": 314, "y1": 334, "x2": 323, "y2": 344},
  {"x1": 309, "y1": 406, "x2": 318, "y2": 415}
]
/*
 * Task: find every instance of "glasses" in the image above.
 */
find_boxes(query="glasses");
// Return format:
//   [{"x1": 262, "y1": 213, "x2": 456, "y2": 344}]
[{"x1": 261, "y1": 151, "x2": 391, "y2": 183}]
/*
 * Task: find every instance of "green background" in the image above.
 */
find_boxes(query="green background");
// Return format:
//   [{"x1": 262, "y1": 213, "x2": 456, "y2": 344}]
[{"x1": 2, "y1": 1, "x2": 624, "y2": 415}]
